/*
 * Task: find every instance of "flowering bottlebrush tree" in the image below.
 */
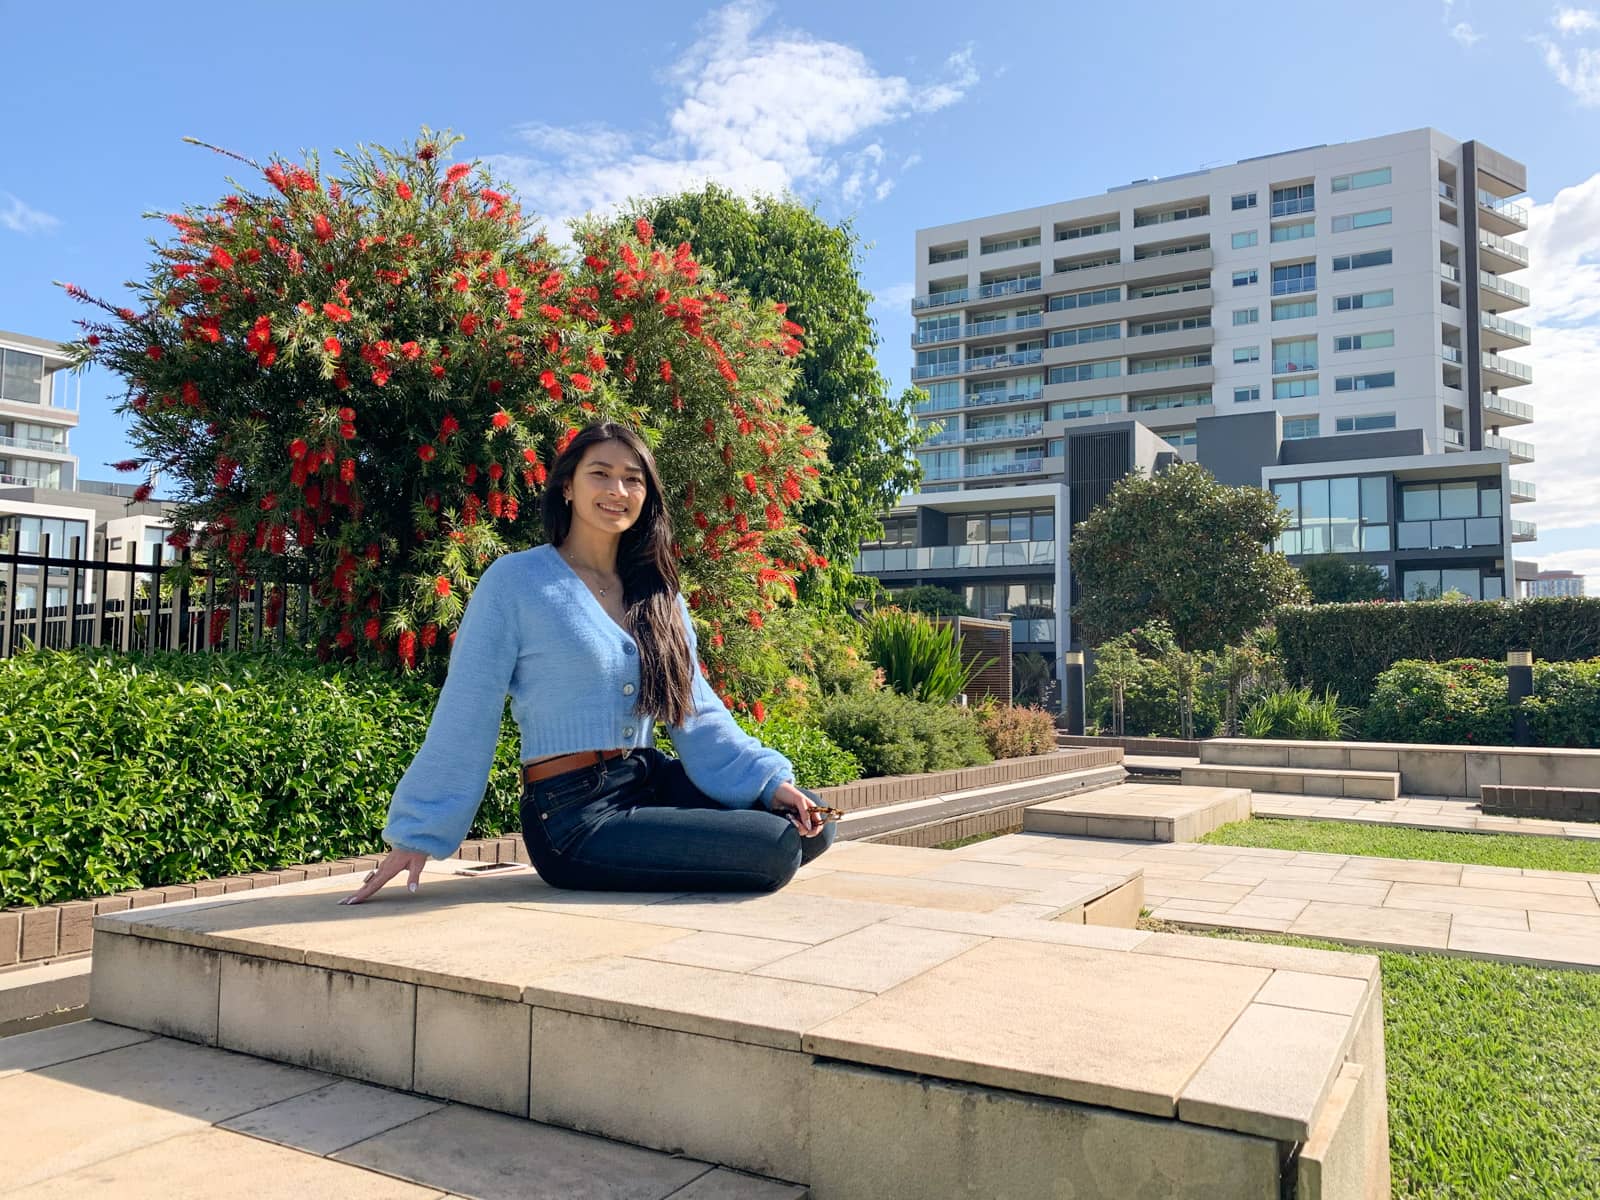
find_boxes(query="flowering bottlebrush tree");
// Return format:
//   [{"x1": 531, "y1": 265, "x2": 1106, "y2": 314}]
[{"x1": 63, "y1": 130, "x2": 828, "y2": 713}]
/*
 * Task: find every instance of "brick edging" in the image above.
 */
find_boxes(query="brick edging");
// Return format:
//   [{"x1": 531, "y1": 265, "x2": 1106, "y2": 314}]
[{"x1": 1, "y1": 748, "x2": 1123, "y2": 969}]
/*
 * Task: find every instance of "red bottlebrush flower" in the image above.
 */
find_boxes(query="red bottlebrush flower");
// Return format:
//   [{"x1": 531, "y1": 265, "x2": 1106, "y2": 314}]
[
  {"x1": 340, "y1": 458, "x2": 356, "y2": 483},
  {"x1": 487, "y1": 463, "x2": 504, "y2": 481},
  {"x1": 85, "y1": 334, "x2": 101, "y2": 347},
  {"x1": 335, "y1": 629, "x2": 354, "y2": 649},
  {"x1": 743, "y1": 473, "x2": 758, "y2": 494},
  {"x1": 780, "y1": 337, "x2": 803, "y2": 357},
  {"x1": 734, "y1": 513, "x2": 749, "y2": 532},
  {"x1": 491, "y1": 410, "x2": 511, "y2": 430},
  {"x1": 401, "y1": 341, "x2": 421, "y2": 360},
  {"x1": 718, "y1": 360, "x2": 739, "y2": 384},
  {"x1": 531, "y1": 460, "x2": 547, "y2": 485},
  {"x1": 181, "y1": 381, "x2": 200, "y2": 407},
  {"x1": 616, "y1": 313, "x2": 634, "y2": 334},
  {"x1": 446, "y1": 163, "x2": 471, "y2": 184},
  {"x1": 289, "y1": 438, "x2": 309, "y2": 460},
  {"x1": 431, "y1": 364, "x2": 446, "y2": 379},
  {"x1": 659, "y1": 359, "x2": 673, "y2": 383},
  {"x1": 173, "y1": 263, "x2": 197, "y2": 279},
  {"x1": 453, "y1": 272, "x2": 469, "y2": 293},
  {"x1": 538, "y1": 303, "x2": 564, "y2": 321},
  {"x1": 420, "y1": 622, "x2": 438, "y2": 647},
  {"x1": 338, "y1": 406, "x2": 356, "y2": 421},
  {"x1": 635, "y1": 217, "x2": 653, "y2": 243},
  {"x1": 765, "y1": 503, "x2": 783, "y2": 527},
  {"x1": 396, "y1": 181, "x2": 413, "y2": 201},
  {"x1": 752, "y1": 700, "x2": 767, "y2": 723},
  {"x1": 323, "y1": 302, "x2": 352, "y2": 322},
  {"x1": 556, "y1": 427, "x2": 578, "y2": 455},
  {"x1": 257, "y1": 345, "x2": 278, "y2": 368},
  {"x1": 323, "y1": 337, "x2": 341, "y2": 356},
  {"x1": 487, "y1": 491, "x2": 504, "y2": 518},
  {"x1": 521, "y1": 448, "x2": 540, "y2": 464},
  {"x1": 111, "y1": 458, "x2": 140, "y2": 472},
  {"x1": 259, "y1": 493, "x2": 278, "y2": 512},
  {"x1": 747, "y1": 610, "x2": 764, "y2": 630},
  {"x1": 586, "y1": 348, "x2": 607, "y2": 373},
  {"x1": 570, "y1": 373, "x2": 593, "y2": 393},
  {"x1": 464, "y1": 463, "x2": 479, "y2": 485},
  {"x1": 334, "y1": 372, "x2": 352, "y2": 392},
  {"x1": 417, "y1": 444, "x2": 436, "y2": 462},
  {"x1": 145, "y1": 345, "x2": 162, "y2": 361},
  {"x1": 364, "y1": 617, "x2": 381, "y2": 642},
  {"x1": 439, "y1": 414, "x2": 460, "y2": 439},
  {"x1": 313, "y1": 214, "x2": 334, "y2": 243},
  {"x1": 703, "y1": 420, "x2": 716, "y2": 437},
  {"x1": 166, "y1": 530, "x2": 191, "y2": 550},
  {"x1": 693, "y1": 512, "x2": 709, "y2": 530},
  {"x1": 209, "y1": 246, "x2": 234, "y2": 271},
  {"x1": 132, "y1": 483, "x2": 154, "y2": 502},
  {"x1": 435, "y1": 575, "x2": 452, "y2": 598},
  {"x1": 398, "y1": 628, "x2": 417, "y2": 667},
  {"x1": 460, "y1": 313, "x2": 480, "y2": 336},
  {"x1": 371, "y1": 367, "x2": 390, "y2": 387}
]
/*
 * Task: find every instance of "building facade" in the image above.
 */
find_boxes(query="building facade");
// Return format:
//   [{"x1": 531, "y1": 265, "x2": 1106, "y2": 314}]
[
  {"x1": 1524, "y1": 569, "x2": 1585, "y2": 598},
  {"x1": 866, "y1": 129, "x2": 1534, "y2": 694},
  {"x1": 0, "y1": 329, "x2": 79, "y2": 491}
]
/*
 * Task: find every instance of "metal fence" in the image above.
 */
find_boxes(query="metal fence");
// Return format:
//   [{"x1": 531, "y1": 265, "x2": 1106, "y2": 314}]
[{"x1": 0, "y1": 534, "x2": 317, "y2": 660}]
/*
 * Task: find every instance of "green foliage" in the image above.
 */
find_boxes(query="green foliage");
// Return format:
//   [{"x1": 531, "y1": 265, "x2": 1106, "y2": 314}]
[
  {"x1": 893, "y1": 584, "x2": 971, "y2": 617},
  {"x1": 1239, "y1": 686, "x2": 1353, "y2": 740},
  {"x1": 864, "y1": 607, "x2": 990, "y2": 705},
  {"x1": 1523, "y1": 659, "x2": 1600, "y2": 748},
  {"x1": 815, "y1": 690, "x2": 992, "y2": 778},
  {"x1": 1361, "y1": 659, "x2": 1512, "y2": 745},
  {"x1": 1275, "y1": 596, "x2": 1600, "y2": 707},
  {"x1": 0, "y1": 648, "x2": 523, "y2": 908},
  {"x1": 1298, "y1": 554, "x2": 1390, "y2": 603},
  {"x1": 634, "y1": 184, "x2": 921, "y2": 609},
  {"x1": 1201, "y1": 816, "x2": 1600, "y2": 874},
  {"x1": 1069, "y1": 462, "x2": 1307, "y2": 651},
  {"x1": 1087, "y1": 630, "x2": 1223, "y2": 739},
  {"x1": 733, "y1": 713, "x2": 861, "y2": 787},
  {"x1": 1011, "y1": 651, "x2": 1054, "y2": 705},
  {"x1": 974, "y1": 701, "x2": 1058, "y2": 758}
]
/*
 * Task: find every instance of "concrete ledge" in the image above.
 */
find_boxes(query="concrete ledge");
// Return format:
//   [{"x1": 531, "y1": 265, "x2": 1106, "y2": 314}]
[
  {"x1": 1057, "y1": 734, "x2": 1201, "y2": 758},
  {"x1": 1025, "y1": 783, "x2": 1251, "y2": 842},
  {"x1": 1480, "y1": 784, "x2": 1600, "y2": 823},
  {"x1": 1181, "y1": 763, "x2": 1400, "y2": 801}
]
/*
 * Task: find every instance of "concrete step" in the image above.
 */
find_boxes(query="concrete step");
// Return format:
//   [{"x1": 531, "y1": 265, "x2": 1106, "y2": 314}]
[
  {"x1": 1181, "y1": 764, "x2": 1400, "y2": 801},
  {"x1": 1023, "y1": 783, "x2": 1250, "y2": 843}
]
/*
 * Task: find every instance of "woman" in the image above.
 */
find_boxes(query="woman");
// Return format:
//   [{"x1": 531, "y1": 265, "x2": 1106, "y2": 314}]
[{"x1": 342, "y1": 421, "x2": 834, "y2": 905}]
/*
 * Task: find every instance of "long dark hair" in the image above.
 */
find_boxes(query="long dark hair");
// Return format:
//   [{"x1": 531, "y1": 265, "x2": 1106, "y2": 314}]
[{"x1": 542, "y1": 422, "x2": 694, "y2": 725}]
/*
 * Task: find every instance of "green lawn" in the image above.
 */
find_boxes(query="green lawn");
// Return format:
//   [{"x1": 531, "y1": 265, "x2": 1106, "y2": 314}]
[
  {"x1": 1164, "y1": 926, "x2": 1600, "y2": 1199},
  {"x1": 1200, "y1": 817, "x2": 1600, "y2": 875}
]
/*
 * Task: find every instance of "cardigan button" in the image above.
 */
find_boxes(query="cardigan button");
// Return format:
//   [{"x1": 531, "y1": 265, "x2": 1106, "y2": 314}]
[
  {"x1": 624, "y1": 726, "x2": 635, "y2": 738},
  {"x1": 623, "y1": 643, "x2": 636, "y2": 656},
  {"x1": 622, "y1": 683, "x2": 635, "y2": 696}
]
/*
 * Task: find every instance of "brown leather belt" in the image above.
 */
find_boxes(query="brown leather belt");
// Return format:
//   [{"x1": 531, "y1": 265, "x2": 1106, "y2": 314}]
[{"x1": 521, "y1": 748, "x2": 630, "y2": 788}]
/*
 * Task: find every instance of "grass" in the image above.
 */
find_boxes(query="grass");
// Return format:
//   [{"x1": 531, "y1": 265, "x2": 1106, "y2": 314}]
[
  {"x1": 1144, "y1": 922, "x2": 1600, "y2": 1199},
  {"x1": 931, "y1": 828, "x2": 1014, "y2": 851},
  {"x1": 1200, "y1": 817, "x2": 1600, "y2": 875}
]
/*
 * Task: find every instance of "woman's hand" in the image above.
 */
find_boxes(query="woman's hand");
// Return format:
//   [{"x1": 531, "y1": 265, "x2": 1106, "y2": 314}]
[
  {"x1": 339, "y1": 848, "x2": 428, "y2": 905},
  {"x1": 769, "y1": 782, "x2": 825, "y2": 837}
]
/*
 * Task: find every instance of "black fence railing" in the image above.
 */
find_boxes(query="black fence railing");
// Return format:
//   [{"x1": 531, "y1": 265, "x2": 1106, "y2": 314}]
[{"x1": 0, "y1": 534, "x2": 317, "y2": 660}]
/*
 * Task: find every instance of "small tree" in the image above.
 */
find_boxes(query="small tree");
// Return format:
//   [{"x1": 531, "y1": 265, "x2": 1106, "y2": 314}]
[
  {"x1": 1091, "y1": 634, "x2": 1143, "y2": 737},
  {"x1": 1069, "y1": 462, "x2": 1307, "y2": 652},
  {"x1": 895, "y1": 584, "x2": 970, "y2": 617},
  {"x1": 1299, "y1": 555, "x2": 1390, "y2": 603}
]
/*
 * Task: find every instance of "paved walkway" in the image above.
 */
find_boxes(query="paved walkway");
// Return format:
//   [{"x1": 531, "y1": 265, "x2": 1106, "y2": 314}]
[
  {"x1": 1249, "y1": 792, "x2": 1600, "y2": 840},
  {"x1": 961, "y1": 833, "x2": 1600, "y2": 970}
]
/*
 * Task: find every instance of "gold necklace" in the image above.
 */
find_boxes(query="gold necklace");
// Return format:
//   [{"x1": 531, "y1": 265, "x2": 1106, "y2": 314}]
[{"x1": 563, "y1": 551, "x2": 615, "y2": 598}]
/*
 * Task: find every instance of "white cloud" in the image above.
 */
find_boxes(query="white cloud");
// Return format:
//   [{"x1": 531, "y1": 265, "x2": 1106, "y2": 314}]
[
  {"x1": 1450, "y1": 21, "x2": 1484, "y2": 46},
  {"x1": 0, "y1": 192, "x2": 60, "y2": 234},
  {"x1": 487, "y1": 1, "x2": 977, "y2": 232},
  {"x1": 1533, "y1": 6, "x2": 1600, "y2": 104},
  {"x1": 1554, "y1": 7, "x2": 1600, "y2": 34}
]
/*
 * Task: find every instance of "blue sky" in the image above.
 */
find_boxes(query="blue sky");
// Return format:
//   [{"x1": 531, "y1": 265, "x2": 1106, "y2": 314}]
[{"x1": 4, "y1": 0, "x2": 1598, "y2": 586}]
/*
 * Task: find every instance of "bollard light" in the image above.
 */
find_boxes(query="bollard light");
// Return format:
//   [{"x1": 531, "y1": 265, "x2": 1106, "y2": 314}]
[
  {"x1": 1506, "y1": 648, "x2": 1534, "y2": 746},
  {"x1": 1062, "y1": 649, "x2": 1086, "y2": 736}
]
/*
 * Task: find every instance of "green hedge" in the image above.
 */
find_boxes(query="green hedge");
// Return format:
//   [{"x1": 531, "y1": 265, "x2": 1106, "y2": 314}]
[
  {"x1": 1522, "y1": 660, "x2": 1600, "y2": 748},
  {"x1": 1359, "y1": 657, "x2": 1600, "y2": 747},
  {"x1": 815, "y1": 689, "x2": 993, "y2": 778},
  {"x1": 1276, "y1": 598, "x2": 1600, "y2": 707}
]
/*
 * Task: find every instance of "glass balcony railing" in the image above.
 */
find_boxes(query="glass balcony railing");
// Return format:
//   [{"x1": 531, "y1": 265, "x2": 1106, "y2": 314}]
[
  {"x1": 1270, "y1": 277, "x2": 1316, "y2": 296},
  {"x1": 1443, "y1": 427, "x2": 1464, "y2": 446},
  {"x1": 918, "y1": 429, "x2": 959, "y2": 446},
  {"x1": 1439, "y1": 262, "x2": 1461, "y2": 282},
  {"x1": 0, "y1": 472, "x2": 36, "y2": 486},
  {"x1": 853, "y1": 540, "x2": 1058, "y2": 573},
  {"x1": 1478, "y1": 230, "x2": 1529, "y2": 267},
  {"x1": 914, "y1": 327, "x2": 961, "y2": 345},
  {"x1": 912, "y1": 393, "x2": 964, "y2": 415},
  {"x1": 1510, "y1": 478, "x2": 1537, "y2": 501},
  {"x1": 1397, "y1": 517, "x2": 1502, "y2": 552},
  {"x1": 1482, "y1": 352, "x2": 1533, "y2": 383},
  {"x1": 1485, "y1": 432, "x2": 1535, "y2": 461},
  {"x1": 1009, "y1": 619, "x2": 1057, "y2": 643},
  {"x1": 1483, "y1": 393, "x2": 1534, "y2": 421},
  {"x1": 1271, "y1": 357, "x2": 1317, "y2": 375},
  {"x1": 0, "y1": 434, "x2": 70, "y2": 453},
  {"x1": 1481, "y1": 311, "x2": 1532, "y2": 343},
  {"x1": 1479, "y1": 271, "x2": 1530, "y2": 305},
  {"x1": 964, "y1": 423, "x2": 1045, "y2": 443},
  {"x1": 1441, "y1": 345, "x2": 1463, "y2": 364},
  {"x1": 976, "y1": 276, "x2": 1043, "y2": 301},
  {"x1": 967, "y1": 458, "x2": 1046, "y2": 478},
  {"x1": 1511, "y1": 519, "x2": 1537, "y2": 541},
  {"x1": 965, "y1": 348, "x2": 1044, "y2": 373},
  {"x1": 966, "y1": 387, "x2": 1045, "y2": 409},
  {"x1": 965, "y1": 313, "x2": 1043, "y2": 339},
  {"x1": 1438, "y1": 181, "x2": 1457, "y2": 202},
  {"x1": 913, "y1": 289, "x2": 969, "y2": 311},
  {"x1": 1271, "y1": 196, "x2": 1315, "y2": 217},
  {"x1": 1478, "y1": 190, "x2": 1529, "y2": 227},
  {"x1": 911, "y1": 361, "x2": 961, "y2": 381}
]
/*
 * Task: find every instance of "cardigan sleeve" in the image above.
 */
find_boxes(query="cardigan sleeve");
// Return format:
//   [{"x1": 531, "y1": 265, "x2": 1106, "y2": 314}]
[
  {"x1": 382, "y1": 558, "x2": 520, "y2": 858},
  {"x1": 664, "y1": 595, "x2": 795, "y2": 808}
]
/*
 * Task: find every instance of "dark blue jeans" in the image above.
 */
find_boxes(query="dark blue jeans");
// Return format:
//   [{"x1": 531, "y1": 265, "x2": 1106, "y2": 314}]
[{"x1": 519, "y1": 747, "x2": 836, "y2": 892}]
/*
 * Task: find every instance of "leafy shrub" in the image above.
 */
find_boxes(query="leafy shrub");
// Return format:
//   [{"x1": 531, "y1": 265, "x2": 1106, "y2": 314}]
[
  {"x1": 1523, "y1": 660, "x2": 1600, "y2": 748},
  {"x1": 0, "y1": 648, "x2": 525, "y2": 908},
  {"x1": 975, "y1": 701, "x2": 1058, "y2": 758},
  {"x1": 865, "y1": 607, "x2": 990, "y2": 704},
  {"x1": 1361, "y1": 659, "x2": 1511, "y2": 745},
  {"x1": 1087, "y1": 652, "x2": 1221, "y2": 738},
  {"x1": 1240, "y1": 686, "x2": 1353, "y2": 740},
  {"x1": 1276, "y1": 597, "x2": 1600, "y2": 707},
  {"x1": 892, "y1": 584, "x2": 971, "y2": 616},
  {"x1": 816, "y1": 690, "x2": 992, "y2": 778}
]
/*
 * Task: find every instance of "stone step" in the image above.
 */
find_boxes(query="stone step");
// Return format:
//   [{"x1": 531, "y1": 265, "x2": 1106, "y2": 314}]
[
  {"x1": 1023, "y1": 783, "x2": 1250, "y2": 843},
  {"x1": 1181, "y1": 764, "x2": 1400, "y2": 801},
  {"x1": 81, "y1": 847, "x2": 1389, "y2": 1198}
]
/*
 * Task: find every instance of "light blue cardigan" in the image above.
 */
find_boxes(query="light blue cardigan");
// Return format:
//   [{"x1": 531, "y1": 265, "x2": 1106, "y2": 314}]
[{"x1": 382, "y1": 543, "x2": 795, "y2": 859}]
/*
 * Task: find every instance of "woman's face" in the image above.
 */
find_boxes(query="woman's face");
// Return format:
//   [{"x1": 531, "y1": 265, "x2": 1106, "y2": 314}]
[{"x1": 564, "y1": 440, "x2": 649, "y2": 538}]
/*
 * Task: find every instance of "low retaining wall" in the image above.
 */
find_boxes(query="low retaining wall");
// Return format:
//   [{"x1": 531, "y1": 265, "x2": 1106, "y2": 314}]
[
  {"x1": 1479, "y1": 784, "x2": 1600, "y2": 823},
  {"x1": 1200, "y1": 738, "x2": 1600, "y2": 799},
  {"x1": 1056, "y1": 734, "x2": 1200, "y2": 757}
]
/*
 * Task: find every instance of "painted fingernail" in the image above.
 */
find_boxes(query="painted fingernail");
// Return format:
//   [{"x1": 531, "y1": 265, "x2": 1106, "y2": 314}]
[{"x1": 408, "y1": 883, "x2": 418, "y2": 893}]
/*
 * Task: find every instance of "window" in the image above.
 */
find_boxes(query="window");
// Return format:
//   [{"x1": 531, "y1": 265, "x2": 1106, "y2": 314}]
[
  {"x1": 1231, "y1": 230, "x2": 1259, "y2": 249},
  {"x1": 915, "y1": 347, "x2": 959, "y2": 377},
  {"x1": 1334, "y1": 289, "x2": 1393, "y2": 311},
  {"x1": 1055, "y1": 251, "x2": 1120, "y2": 273},
  {"x1": 916, "y1": 315, "x2": 960, "y2": 344},
  {"x1": 1162, "y1": 428, "x2": 1198, "y2": 448},
  {"x1": 1271, "y1": 261, "x2": 1316, "y2": 295},
  {"x1": 1334, "y1": 372, "x2": 1396, "y2": 392},
  {"x1": 1233, "y1": 307, "x2": 1260, "y2": 326},
  {"x1": 1134, "y1": 202, "x2": 1209, "y2": 227},
  {"x1": 1233, "y1": 346, "x2": 1260, "y2": 364},
  {"x1": 1129, "y1": 352, "x2": 1211, "y2": 374},
  {"x1": 916, "y1": 449, "x2": 960, "y2": 480},
  {"x1": 1335, "y1": 413, "x2": 1397, "y2": 431},
  {"x1": 1130, "y1": 278, "x2": 1209, "y2": 300},
  {"x1": 0, "y1": 350, "x2": 46, "y2": 406},
  {"x1": 1048, "y1": 322, "x2": 1120, "y2": 349},
  {"x1": 1273, "y1": 474, "x2": 1389, "y2": 556},
  {"x1": 1272, "y1": 299, "x2": 1317, "y2": 320},
  {"x1": 1048, "y1": 286, "x2": 1120, "y2": 312},
  {"x1": 1232, "y1": 269, "x2": 1258, "y2": 287},
  {"x1": 967, "y1": 374, "x2": 1044, "y2": 406},
  {"x1": 1283, "y1": 416, "x2": 1320, "y2": 439},
  {"x1": 928, "y1": 244, "x2": 968, "y2": 264},
  {"x1": 1401, "y1": 569, "x2": 1503, "y2": 601},
  {"x1": 1047, "y1": 359, "x2": 1121, "y2": 385},
  {"x1": 1056, "y1": 217, "x2": 1120, "y2": 241},
  {"x1": 981, "y1": 231, "x2": 1041, "y2": 254},
  {"x1": 864, "y1": 514, "x2": 918, "y2": 548},
  {"x1": 1232, "y1": 192, "x2": 1258, "y2": 210},
  {"x1": 1271, "y1": 220, "x2": 1315, "y2": 243},
  {"x1": 1271, "y1": 183, "x2": 1315, "y2": 217},
  {"x1": 1333, "y1": 330, "x2": 1395, "y2": 352},
  {"x1": 1049, "y1": 396, "x2": 1122, "y2": 421},
  {"x1": 1133, "y1": 316, "x2": 1210, "y2": 337},
  {"x1": 1332, "y1": 208, "x2": 1392, "y2": 233},
  {"x1": 1331, "y1": 167, "x2": 1391, "y2": 192},
  {"x1": 1233, "y1": 385, "x2": 1261, "y2": 403},
  {"x1": 1272, "y1": 337, "x2": 1317, "y2": 374},
  {"x1": 916, "y1": 381, "x2": 962, "y2": 413},
  {"x1": 1129, "y1": 390, "x2": 1211, "y2": 412},
  {"x1": 1274, "y1": 377, "x2": 1319, "y2": 399},
  {"x1": 1332, "y1": 248, "x2": 1393, "y2": 271}
]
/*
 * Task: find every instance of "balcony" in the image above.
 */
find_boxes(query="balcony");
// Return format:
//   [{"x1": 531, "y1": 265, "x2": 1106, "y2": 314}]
[
  {"x1": 1270, "y1": 276, "x2": 1316, "y2": 297},
  {"x1": 1397, "y1": 517, "x2": 1503, "y2": 551},
  {"x1": 1482, "y1": 352, "x2": 1533, "y2": 387},
  {"x1": 1479, "y1": 271, "x2": 1530, "y2": 311},
  {"x1": 1478, "y1": 230, "x2": 1529, "y2": 272},
  {"x1": 966, "y1": 387, "x2": 1046, "y2": 411},
  {"x1": 919, "y1": 428, "x2": 959, "y2": 447},
  {"x1": 1480, "y1": 311, "x2": 1532, "y2": 352},
  {"x1": 964, "y1": 313, "x2": 1043, "y2": 340},
  {"x1": 1477, "y1": 190, "x2": 1529, "y2": 236},
  {"x1": 963, "y1": 422, "x2": 1045, "y2": 444},
  {"x1": 912, "y1": 289, "x2": 970, "y2": 311},
  {"x1": 1443, "y1": 427, "x2": 1464, "y2": 447},
  {"x1": 975, "y1": 276, "x2": 1043, "y2": 302},
  {"x1": 0, "y1": 434, "x2": 71, "y2": 454},
  {"x1": 913, "y1": 326, "x2": 961, "y2": 346},
  {"x1": 1439, "y1": 262, "x2": 1461, "y2": 283},
  {"x1": 911, "y1": 360, "x2": 961, "y2": 381},
  {"x1": 966, "y1": 458, "x2": 1047, "y2": 479},
  {"x1": 1511, "y1": 518, "x2": 1538, "y2": 543},
  {"x1": 0, "y1": 472, "x2": 35, "y2": 486},
  {"x1": 964, "y1": 348, "x2": 1044, "y2": 375},
  {"x1": 1509, "y1": 477, "x2": 1536, "y2": 503},
  {"x1": 1271, "y1": 357, "x2": 1318, "y2": 376},
  {"x1": 854, "y1": 540, "x2": 1058, "y2": 574},
  {"x1": 1485, "y1": 432, "x2": 1535, "y2": 463},
  {"x1": 1271, "y1": 196, "x2": 1315, "y2": 218},
  {"x1": 1437, "y1": 181, "x2": 1457, "y2": 204},
  {"x1": 1441, "y1": 345, "x2": 1463, "y2": 364},
  {"x1": 1483, "y1": 392, "x2": 1534, "y2": 425}
]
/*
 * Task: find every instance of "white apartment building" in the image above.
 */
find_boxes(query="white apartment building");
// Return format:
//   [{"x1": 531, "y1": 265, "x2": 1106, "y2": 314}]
[
  {"x1": 0, "y1": 329, "x2": 79, "y2": 490},
  {"x1": 1524, "y1": 569, "x2": 1584, "y2": 598},
  {"x1": 867, "y1": 129, "x2": 1534, "y2": 674}
]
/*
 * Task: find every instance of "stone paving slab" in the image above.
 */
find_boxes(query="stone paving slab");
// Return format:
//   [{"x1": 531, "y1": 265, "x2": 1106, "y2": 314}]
[
  {"x1": 1252, "y1": 791, "x2": 1600, "y2": 839},
  {"x1": 1024, "y1": 783, "x2": 1251, "y2": 842}
]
